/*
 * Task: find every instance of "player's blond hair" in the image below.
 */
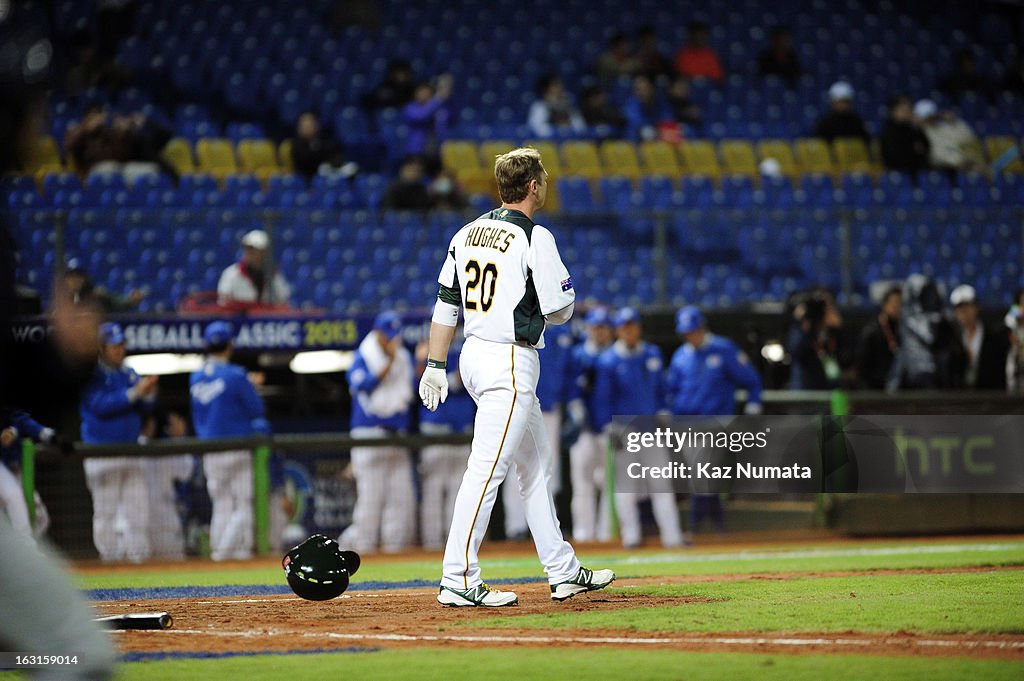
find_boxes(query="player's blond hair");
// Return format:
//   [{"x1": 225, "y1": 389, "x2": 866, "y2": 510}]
[{"x1": 494, "y1": 147, "x2": 546, "y2": 203}]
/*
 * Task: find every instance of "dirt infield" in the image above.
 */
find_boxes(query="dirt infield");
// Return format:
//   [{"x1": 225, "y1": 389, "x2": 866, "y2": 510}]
[{"x1": 96, "y1": 567, "x2": 1024, "y2": 661}]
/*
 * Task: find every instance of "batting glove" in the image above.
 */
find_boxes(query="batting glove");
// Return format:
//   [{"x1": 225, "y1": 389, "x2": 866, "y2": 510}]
[{"x1": 419, "y1": 360, "x2": 449, "y2": 412}]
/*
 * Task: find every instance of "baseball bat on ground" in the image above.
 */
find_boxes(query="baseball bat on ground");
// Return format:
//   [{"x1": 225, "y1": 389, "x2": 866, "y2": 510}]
[{"x1": 95, "y1": 612, "x2": 173, "y2": 630}]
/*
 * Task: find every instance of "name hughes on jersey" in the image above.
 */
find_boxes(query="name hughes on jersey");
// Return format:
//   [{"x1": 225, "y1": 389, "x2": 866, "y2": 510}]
[{"x1": 464, "y1": 225, "x2": 516, "y2": 252}]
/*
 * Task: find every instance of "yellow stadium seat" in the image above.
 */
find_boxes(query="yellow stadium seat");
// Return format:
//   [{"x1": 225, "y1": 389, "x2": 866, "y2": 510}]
[
  {"x1": 478, "y1": 140, "x2": 517, "y2": 167},
  {"x1": 522, "y1": 140, "x2": 563, "y2": 175},
  {"x1": 560, "y1": 140, "x2": 603, "y2": 179},
  {"x1": 986, "y1": 136, "x2": 1024, "y2": 173},
  {"x1": 719, "y1": 139, "x2": 759, "y2": 179},
  {"x1": 832, "y1": 137, "x2": 872, "y2": 175},
  {"x1": 237, "y1": 138, "x2": 281, "y2": 175},
  {"x1": 278, "y1": 139, "x2": 294, "y2": 172},
  {"x1": 162, "y1": 137, "x2": 195, "y2": 175},
  {"x1": 25, "y1": 135, "x2": 62, "y2": 172},
  {"x1": 640, "y1": 141, "x2": 682, "y2": 176},
  {"x1": 440, "y1": 140, "x2": 482, "y2": 187},
  {"x1": 599, "y1": 140, "x2": 642, "y2": 179},
  {"x1": 195, "y1": 137, "x2": 237, "y2": 180},
  {"x1": 794, "y1": 138, "x2": 835, "y2": 177},
  {"x1": 678, "y1": 140, "x2": 722, "y2": 180},
  {"x1": 755, "y1": 139, "x2": 799, "y2": 180}
]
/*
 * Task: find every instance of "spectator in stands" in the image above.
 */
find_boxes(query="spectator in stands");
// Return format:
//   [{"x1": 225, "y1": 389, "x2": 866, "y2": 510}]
[
  {"x1": 403, "y1": 74, "x2": 454, "y2": 164},
  {"x1": 1005, "y1": 288, "x2": 1024, "y2": 393},
  {"x1": 63, "y1": 257, "x2": 146, "y2": 312},
  {"x1": 65, "y1": 105, "x2": 172, "y2": 182},
  {"x1": 635, "y1": 25, "x2": 673, "y2": 81},
  {"x1": 427, "y1": 169, "x2": 468, "y2": 211},
  {"x1": 623, "y1": 74, "x2": 671, "y2": 141},
  {"x1": 362, "y1": 59, "x2": 416, "y2": 111},
  {"x1": 580, "y1": 85, "x2": 626, "y2": 139},
  {"x1": 897, "y1": 274, "x2": 959, "y2": 389},
  {"x1": 879, "y1": 95, "x2": 930, "y2": 178},
  {"x1": 80, "y1": 322, "x2": 156, "y2": 562},
  {"x1": 217, "y1": 230, "x2": 291, "y2": 307},
  {"x1": 914, "y1": 99, "x2": 984, "y2": 179},
  {"x1": 674, "y1": 21, "x2": 723, "y2": 82},
  {"x1": 949, "y1": 285, "x2": 1008, "y2": 390},
  {"x1": 527, "y1": 74, "x2": 586, "y2": 139},
  {"x1": 855, "y1": 285, "x2": 902, "y2": 390},
  {"x1": 666, "y1": 75, "x2": 703, "y2": 131},
  {"x1": 290, "y1": 111, "x2": 352, "y2": 181},
  {"x1": 814, "y1": 81, "x2": 871, "y2": 146},
  {"x1": 940, "y1": 49, "x2": 993, "y2": 103},
  {"x1": 757, "y1": 26, "x2": 801, "y2": 87},
  {"x1": 381, "y1": 157, "x2": 433, "y2": 210},
  {"x1": 595, "y1": 32, "x2": 639, "y2": 84},
  {"x1": 787, "y1": 289, "x2": 850, "y2": 390}
]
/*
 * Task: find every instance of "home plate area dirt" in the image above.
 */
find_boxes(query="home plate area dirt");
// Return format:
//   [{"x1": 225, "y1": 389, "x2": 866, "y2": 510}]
[{"x1": 97, "y1": 573, "x2": 1024, "y2": 661}]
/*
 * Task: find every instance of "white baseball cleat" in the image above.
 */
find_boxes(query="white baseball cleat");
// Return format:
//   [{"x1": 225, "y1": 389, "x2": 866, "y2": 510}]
[
  {"x1": 438, "y1": 583, "x2": 519, "y2": 607},
  {"x1": 550, "y1": 566, "x2": 616, "y2": 601}
]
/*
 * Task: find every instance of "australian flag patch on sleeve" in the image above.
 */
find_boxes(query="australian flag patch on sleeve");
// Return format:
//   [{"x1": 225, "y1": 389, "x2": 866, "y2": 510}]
[{"x1": 560, "y1": 276, "x2": 573, "y2": 292}]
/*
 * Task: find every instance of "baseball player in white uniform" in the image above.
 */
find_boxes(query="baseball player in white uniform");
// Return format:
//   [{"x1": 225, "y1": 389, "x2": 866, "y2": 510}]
[{"x1": 418, "y1": 147, "x2": 614, "y2": 606}]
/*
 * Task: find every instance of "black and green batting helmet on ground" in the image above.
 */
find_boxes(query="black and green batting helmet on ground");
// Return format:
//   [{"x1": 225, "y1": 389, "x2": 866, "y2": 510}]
[{"x1": 282, "y1": 534, "x2": 361, "y2": 601}]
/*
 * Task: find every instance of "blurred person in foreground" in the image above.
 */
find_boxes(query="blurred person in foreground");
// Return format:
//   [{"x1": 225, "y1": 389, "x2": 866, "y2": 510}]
[
  {"x1": 0, "y1": 6, "x2": 117, "y2": 677},
  {"x1": 787, "y1": 290, "x2": 849, "y2": 390},
  {"x1": 896, "y1": 274, "x2": 959, "y2": 389}
]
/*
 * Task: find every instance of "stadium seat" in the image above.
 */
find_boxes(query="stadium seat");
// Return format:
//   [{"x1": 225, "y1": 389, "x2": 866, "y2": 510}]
[
  {"x1": 162, "y1": 137, "x2": 196, "y2": 175},
  {"x1": 718, "y1": 140, "x2": 759, "y2": 180},
  {"x1": 26, "y1": 136, "x2": 62, "y2": 173},
  {"x1": 560, "y1": 140, "x2": 603, "y2": 179},
  {"x1": 599, "y1": 141, "x2": 642, "y2": 180},
  {"x1": 557, "y1": 176, "x2": 597, "y2": 212},
  {"x1": 478, "y1": 140, "x2": 516, "y2": 167},
  {"x1": 195, "y1": 138, "x2": 238, "y2": 181},
  {"x1": 985, "y1": 136, "x2": 1024, "y2": 173},
  {"x1": 639, "y1": 141, "x2": 682, "y2": 177},
  {"x1": 794, "y1": 138, "x2": 835, "y2": 179},
  {"x1": 678, "y1": 140, "x2": 722, "y2": 181},
  {"x1": 237, "y1": 138, "x2": 282, "y2": 179},
  {"x1": 755, "y1": 139, "x2": 800, "y2": 180},
  {"x1": 521, "y1": 141, "x2": 563, "y2": 175},
  {"x1": 832, "y1": 137, "x2": 873, "y2": 176},
  {"x1": 278, "y1": 139, "x2": 294, "y2": 172}
]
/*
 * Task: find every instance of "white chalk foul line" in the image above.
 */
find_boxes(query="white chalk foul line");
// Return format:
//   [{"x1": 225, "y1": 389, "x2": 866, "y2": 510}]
[
  {"x1": 158, "y1": 628, "x2": 1024, "y2": 652},
  {"x1": 486, "y1": 542, "x2": 1024, "y2": 569}
]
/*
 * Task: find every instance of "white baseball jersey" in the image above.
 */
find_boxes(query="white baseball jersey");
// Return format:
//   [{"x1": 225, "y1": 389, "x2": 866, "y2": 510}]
[{"x1": 435, "y1": 208, "x2": 575, "y2": 348}]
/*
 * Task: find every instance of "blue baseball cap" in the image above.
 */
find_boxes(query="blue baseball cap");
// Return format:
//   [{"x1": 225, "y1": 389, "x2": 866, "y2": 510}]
[
  {"x1": 675, "y1": 306, "x2": 705, "y2": 334},
  {"x1": 373, "y1": 311, "x2": 403, "y2": 339},
  {"x1": 585, "y1": 307, "x2": 611, "y2": 327},
  {"x1": 203, "y1": 321, "x2": 235, "y2": 346},
  {"x1": 613, "y1": 307, "x2": 641, "y2": 328},
  {"x1": 99, "y1": 322, "x2": 124, "y2": 345}
]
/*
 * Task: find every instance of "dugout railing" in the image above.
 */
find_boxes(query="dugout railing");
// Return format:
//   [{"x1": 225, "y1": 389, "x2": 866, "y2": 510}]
[{"x1": 15, "y1": 389, "x2": 1024, "y2": 560}]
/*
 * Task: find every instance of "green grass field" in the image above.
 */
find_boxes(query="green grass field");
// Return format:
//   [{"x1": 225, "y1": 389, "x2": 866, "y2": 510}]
[{"x1": 66, "y1": 538, "x2": 1024, "y2": 680}]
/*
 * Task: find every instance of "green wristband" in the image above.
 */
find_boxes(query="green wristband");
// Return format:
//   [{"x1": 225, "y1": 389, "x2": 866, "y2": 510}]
[{"x1": 426, "y1": 358, "x2": 447, "y2": 369}]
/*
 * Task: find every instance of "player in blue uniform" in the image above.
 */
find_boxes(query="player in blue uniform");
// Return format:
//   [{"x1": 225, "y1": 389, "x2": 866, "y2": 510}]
[
  {"x1": 417, "y1": 333, "x2": 476, "y2": 550},
  {"x1": 665, "y1": 306, "x2": 764, "y2": 533},
  {"x1": 340, "y1": 312, "x2": 415, "y2": 554},
  {"x1": 593, "y1": 308, "x2": 684, "y2": 549},
  {"x1": 80, "y1": 322, "x2": 157, "y2": 562},
  {"x1": 0, "y1": 409, "x2": 57, "y2": 538},
  {"x1": 190, "y1": 321, "x2": 269, "y2": 561},
  {"x1": 565, "y1": 306, "x2": 615, "y2": 542}
]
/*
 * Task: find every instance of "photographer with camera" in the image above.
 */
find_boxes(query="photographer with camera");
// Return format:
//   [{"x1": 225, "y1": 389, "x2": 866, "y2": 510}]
[{"x1": 786, "y1": 288, "x2": 853, "y2": 390}]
